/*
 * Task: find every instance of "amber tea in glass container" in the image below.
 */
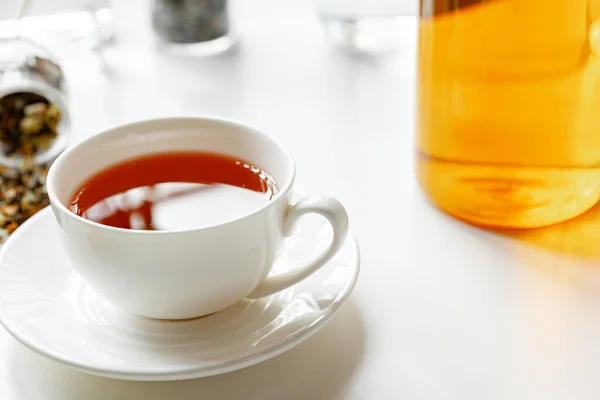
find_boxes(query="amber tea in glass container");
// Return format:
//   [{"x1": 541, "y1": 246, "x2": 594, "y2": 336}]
[{"x1": 417, "y1": 0, "x2": 600, "y2": 228}]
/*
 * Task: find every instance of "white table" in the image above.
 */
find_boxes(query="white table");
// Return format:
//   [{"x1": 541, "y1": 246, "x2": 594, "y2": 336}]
[{"x1": 3, "y1": 0, "x2": 600, "y2": 399}]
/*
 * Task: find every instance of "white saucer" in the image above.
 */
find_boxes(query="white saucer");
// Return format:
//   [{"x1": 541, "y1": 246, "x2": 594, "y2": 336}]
[{"x1": 0, "y1": 204, "x2": 359, "y2": 381}]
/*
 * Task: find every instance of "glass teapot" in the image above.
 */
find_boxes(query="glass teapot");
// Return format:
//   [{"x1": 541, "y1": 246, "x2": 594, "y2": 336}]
[{"x1": 417, "y1": 0, "x2": 600, "y2": 228}]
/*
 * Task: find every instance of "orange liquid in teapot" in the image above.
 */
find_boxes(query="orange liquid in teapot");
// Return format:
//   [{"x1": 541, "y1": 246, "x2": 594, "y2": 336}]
[{"x1": 417, "y1": 0, "x2": 600, "y2": 228}]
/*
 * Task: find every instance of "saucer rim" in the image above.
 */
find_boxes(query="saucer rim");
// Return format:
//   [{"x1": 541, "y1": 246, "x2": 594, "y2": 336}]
[{"x1": 0, "y1": 207, "x2": 360, "y2": 381}]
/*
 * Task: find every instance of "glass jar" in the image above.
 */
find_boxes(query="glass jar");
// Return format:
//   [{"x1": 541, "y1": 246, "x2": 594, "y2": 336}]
[
  {"x1": 416, "y1": 0, "x2": 600, "y2": 228},
  {"x1": 0, "y1": 38, "x2": 70, "y2": 168},
  {"x1": 151, "y1": 0, "x2": 234, "y2": 55}
]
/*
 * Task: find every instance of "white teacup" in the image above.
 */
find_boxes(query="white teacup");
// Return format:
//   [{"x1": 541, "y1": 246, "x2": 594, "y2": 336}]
[{"x1": 47, "y1": 117, "x2": 349, "y2": 319}]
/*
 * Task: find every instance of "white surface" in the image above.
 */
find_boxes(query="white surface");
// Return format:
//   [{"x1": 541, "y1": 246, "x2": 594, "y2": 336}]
[
  {"x1": 48, "y1": 117, "x2": 348, "y2": 319},
  {"x1": 0, "y1": 207, "x2": 358, "y2": 380},
  {"x1": 1, "y1": 0, "x2": 600, "y2": 398},
  {"x1": 315, "y1": 0, "x2": 417, "y2": 16}
]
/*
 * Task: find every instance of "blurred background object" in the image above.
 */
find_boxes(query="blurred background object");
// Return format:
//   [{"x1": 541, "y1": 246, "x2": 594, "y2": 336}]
[
  {"x1": 314, "y1": 0, "x2": 417, "y2": 53},
  {"x1": 0, "y1": 0, "x2": 114, "y2": 57},
  {"x1": 0, "y1": 36, "x2": 69, "y2": 242},
  {"x1": 151, "y1": 0, "x2": 235, "y2": 56}
]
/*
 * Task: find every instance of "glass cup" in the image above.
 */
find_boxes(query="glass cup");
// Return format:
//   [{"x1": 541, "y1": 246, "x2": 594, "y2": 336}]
[
  {"x1": 0, "y1": 0, "x2": 114, "y2": 57},
  {"x1": 416, "y1": 0, "x2": 600, "y2": 229},
  {"x1": 314, "y1": 0, "x2": 417, "y2": 53}
]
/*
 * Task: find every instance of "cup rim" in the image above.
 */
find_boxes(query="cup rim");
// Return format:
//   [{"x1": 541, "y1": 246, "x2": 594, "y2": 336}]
[{"x1": 47, "y1": 116, "x2": 296, "y2": 235}]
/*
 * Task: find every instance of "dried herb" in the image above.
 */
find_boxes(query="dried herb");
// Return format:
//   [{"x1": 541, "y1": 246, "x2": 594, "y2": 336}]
[
  {"x1": 0, "y1": 161, "x2": 49, "y2": 243},
  {"x1": 0, "y1": 92, "x2": 60, "y2": 159}
]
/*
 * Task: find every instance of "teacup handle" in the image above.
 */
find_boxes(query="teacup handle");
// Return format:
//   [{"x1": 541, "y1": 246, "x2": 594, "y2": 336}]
[{"x1": 247, "y1": 195, "x2": 349, "y2": 299}]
